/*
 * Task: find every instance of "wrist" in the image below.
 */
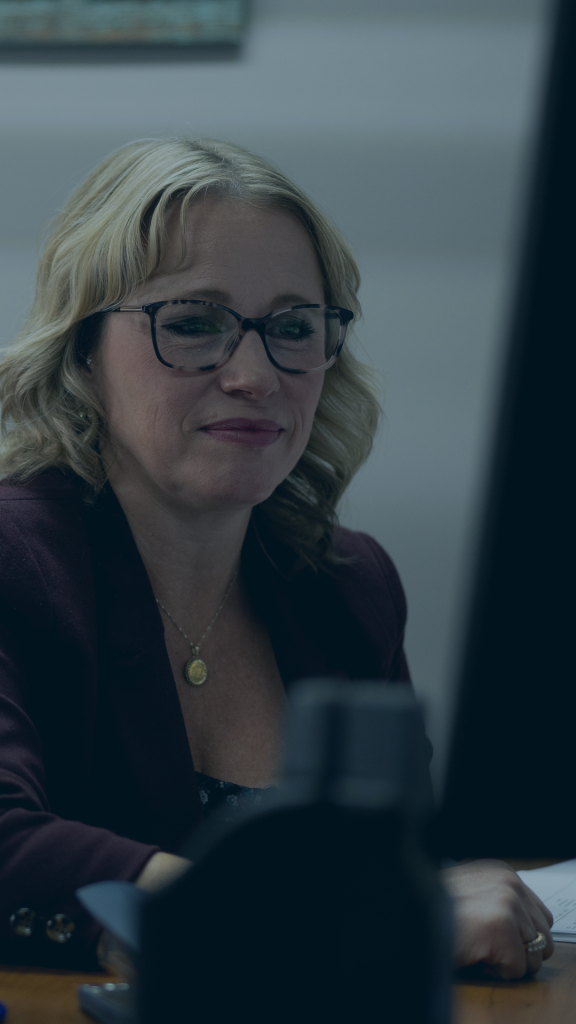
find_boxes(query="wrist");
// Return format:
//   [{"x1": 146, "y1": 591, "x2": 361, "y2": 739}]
[{"x1": 135, "y1": 851, "x2": 191, "y2": 892}]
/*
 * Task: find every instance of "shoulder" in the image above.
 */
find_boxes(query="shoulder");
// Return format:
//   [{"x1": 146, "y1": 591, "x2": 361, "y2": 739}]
[
  {"x1": 0, "y1": 468, "x2": 81, "y2": 503},
  {"x1": 331, "y1": 526, "x2": 407, "y2": 624},
  {"x1": 0, "y1": 470, "x2": 86, "y2": 553},
  {"x1": 0, "y1": 471, "x2": 90, "y2": 605}
]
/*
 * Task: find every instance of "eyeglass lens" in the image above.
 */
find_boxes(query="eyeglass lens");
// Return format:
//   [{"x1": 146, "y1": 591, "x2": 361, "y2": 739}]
[{"x1": 153, "y1": 303, "x2": 343, "y2": 371}]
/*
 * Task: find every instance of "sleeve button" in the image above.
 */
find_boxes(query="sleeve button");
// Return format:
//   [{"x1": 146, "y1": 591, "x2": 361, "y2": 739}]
[
  {"x1": 10, "y1": 908, "x2": 37, "y2": 937},
  {"x1": 46, "y1": 914, "x2": 75, "y2": 943}
]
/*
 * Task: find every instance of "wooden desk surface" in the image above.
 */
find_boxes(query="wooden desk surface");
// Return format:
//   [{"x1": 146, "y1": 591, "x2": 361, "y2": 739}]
[
  {"x1": 0, "y1": 965, "x2": 106, "y2": 1023},
  {"x1": 1, "y1": 944, "x2": 576, "y2": 1024},
  {"x1": 455, "y1": 942, "x2": 576, "y2": 1023}
]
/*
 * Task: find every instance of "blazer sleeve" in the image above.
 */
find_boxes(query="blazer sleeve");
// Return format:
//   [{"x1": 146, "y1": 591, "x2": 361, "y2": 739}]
[
  {"x1": 358, "y1": 532, "x2": 411, "y2": 682},
  {"x1": 332, "y1": 528, "x2": 411, "y2": 683},
  {"x1": 0, "y1": 492, "x2": 160, "y2": 968}
]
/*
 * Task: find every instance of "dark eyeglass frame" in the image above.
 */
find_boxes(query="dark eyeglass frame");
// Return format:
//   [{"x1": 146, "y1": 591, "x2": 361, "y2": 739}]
[{"x1": 99, "y1": 299, "x2": 354, "y2": 375}]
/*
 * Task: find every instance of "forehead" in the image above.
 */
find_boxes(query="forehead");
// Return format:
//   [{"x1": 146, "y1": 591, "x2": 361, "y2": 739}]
[
  {"x1": 129, "y1": 196, "x2": 326, "y2": 311},
  {"x1": 155, "y1": 196, "x2": 322, "y2": 281}
]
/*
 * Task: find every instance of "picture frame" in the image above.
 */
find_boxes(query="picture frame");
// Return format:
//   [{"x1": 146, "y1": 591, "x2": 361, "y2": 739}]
[{"x1": 0, "y1": 0, "x2": 247, "y2": 48}]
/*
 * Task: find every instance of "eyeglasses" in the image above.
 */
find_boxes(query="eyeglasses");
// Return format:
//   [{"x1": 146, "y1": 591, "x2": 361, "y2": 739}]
[{"x1": 100, "y1": 299, "x2": 354, "y2": 375}]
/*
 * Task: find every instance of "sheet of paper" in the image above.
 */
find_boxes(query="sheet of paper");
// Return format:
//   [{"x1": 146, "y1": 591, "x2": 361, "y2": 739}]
[{"x1": 518, "y1": 861, "x2": 576, "y2": 942}]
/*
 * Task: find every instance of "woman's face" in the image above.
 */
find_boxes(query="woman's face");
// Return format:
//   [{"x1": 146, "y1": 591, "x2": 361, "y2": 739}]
[{"x1": 87, "y1": 197, "x2": 326, "y2": 515}]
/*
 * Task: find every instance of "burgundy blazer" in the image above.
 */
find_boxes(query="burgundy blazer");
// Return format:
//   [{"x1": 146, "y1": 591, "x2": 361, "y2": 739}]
[{"x1": 0, "y1": 470, "x2": 410, "y2": 967}]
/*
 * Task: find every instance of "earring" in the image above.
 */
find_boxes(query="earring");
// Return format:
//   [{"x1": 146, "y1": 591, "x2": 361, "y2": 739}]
[{"x1": 86, "y1": 357, "x2": 93, "y2": 365}]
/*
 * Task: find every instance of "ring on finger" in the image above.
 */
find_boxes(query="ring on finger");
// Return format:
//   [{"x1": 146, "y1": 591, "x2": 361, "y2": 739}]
[{"x1": 524, "y1": 932, "x2": 546, "y2": 954}]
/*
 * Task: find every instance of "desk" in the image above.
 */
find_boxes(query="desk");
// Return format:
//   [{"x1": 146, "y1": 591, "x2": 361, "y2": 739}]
[
  {"x1": 0, "y1": 965, "x2": 105, "y2": 1023},
  {"x1": 455, "y1": 942, "x2": 576, "y2": 1023},
  {"x1": 1, "y1": 945, "x2": 576, "y2": 1024}
]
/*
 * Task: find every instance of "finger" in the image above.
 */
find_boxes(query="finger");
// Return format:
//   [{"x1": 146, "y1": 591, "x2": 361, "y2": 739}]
[
  {"x1": 532, "y1": 920, "x2": 554, "y2": 960},
  {"x1": 485, "y1": 900, "x2": 549, "y2": 980},
  {"x1": 522, "y1": 884, "x2": 554, "y2": 928},
  {"x1": 485, "y1": 948, "x2": 545, "y2": 980},
  {"x1": 525, "y1": 924, "x2": 554, "y2": 969},
  {"x1": 521, "y1": 903, "x2": 554, "y2": 956},
  {"x1": 483, "y1": 948, "x2": 530, "y2": 980},
  {"x1": 524, "y1": 937, "x2": 547, "y2": 976},
  {"x1": 521, "y1": 914, "x2": 554, "y2": 975},
  {"x1": 510, "y1": 876, "x2": 554, "y2": 963},
  {"x1": 481, "y1": 914, "x2": 533, "y2": 980}
]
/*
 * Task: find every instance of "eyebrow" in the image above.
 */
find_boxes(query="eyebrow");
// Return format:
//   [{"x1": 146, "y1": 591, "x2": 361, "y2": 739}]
[{"x1": 175, "y1": 288, "x2": 319, "y2": 310}]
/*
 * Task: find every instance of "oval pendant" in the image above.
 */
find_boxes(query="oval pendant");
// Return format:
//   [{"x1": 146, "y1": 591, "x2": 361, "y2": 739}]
[{"x1": 184, "y1": 657, "x2": 208, "y2": 687}]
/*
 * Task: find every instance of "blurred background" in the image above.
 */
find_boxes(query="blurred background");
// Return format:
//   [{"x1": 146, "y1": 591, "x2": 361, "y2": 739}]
[{"x1": 0, "y1": 0, "x2": 551, "y2": 789}]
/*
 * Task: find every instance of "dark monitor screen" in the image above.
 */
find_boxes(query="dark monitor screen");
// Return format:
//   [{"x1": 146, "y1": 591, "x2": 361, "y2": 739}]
[{"x1": 436, "y1": 0, "x2": 576, "y2": 859}]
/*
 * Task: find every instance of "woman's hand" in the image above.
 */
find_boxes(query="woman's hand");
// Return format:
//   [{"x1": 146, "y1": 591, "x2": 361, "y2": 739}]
[
  {"x1": 135, "y1": 851, "x2": 191, "y2": 892},
  {"x1": 442, "y1": 859, "x2": 554, "y2": 979},
  {"x1": 97, "y1": 854, "x2": 191, "y2": 976}
]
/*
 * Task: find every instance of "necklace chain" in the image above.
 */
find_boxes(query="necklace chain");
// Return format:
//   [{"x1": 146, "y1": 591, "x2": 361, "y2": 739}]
[{"x1": 156, "y1": 566, "x2": 239, "y2": 656}]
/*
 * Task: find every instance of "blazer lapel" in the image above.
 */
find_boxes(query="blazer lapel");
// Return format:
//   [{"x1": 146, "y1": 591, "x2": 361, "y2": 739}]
[{"x1": 85, "y1": 490, "x2": 203, "y2": 852}]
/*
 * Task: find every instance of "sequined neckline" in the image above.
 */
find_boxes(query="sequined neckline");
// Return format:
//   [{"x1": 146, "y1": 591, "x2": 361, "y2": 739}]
[{"x1": 196, "y1": 771, "x2": 275, "y2": 820}]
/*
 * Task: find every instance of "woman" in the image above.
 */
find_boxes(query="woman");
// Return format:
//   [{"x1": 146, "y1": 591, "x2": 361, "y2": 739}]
[{"x1": 0, "y1": 138, "x2": 552, "y2": 976}]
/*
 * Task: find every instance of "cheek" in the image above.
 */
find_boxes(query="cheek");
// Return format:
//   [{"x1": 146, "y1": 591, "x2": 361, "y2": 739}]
[
  {"x1": 290, "y1": 373, "x2": 325, "y2": 438},
  {"x1": 99, "y1": 362, "x2": 155, "y2": 431},
  {"x1": 94, "y1": 334, "x2": 181, "y2": 444}
]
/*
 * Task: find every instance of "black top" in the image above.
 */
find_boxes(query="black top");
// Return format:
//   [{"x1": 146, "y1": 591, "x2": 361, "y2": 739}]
[{"x1": 195, "y1": 772, "x2": 274, "y2": 820}]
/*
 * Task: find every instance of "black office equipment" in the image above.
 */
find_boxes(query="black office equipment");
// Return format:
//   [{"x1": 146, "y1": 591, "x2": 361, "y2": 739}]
[
  {"x1": 79, "y1": 681, "x2": 450, "y2": 1024},
  {"x1": 436, "y1": 0, "x2": 576, "y2": 858}
]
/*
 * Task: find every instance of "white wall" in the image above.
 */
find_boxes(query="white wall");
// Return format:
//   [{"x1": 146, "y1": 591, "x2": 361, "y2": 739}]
[{"x1": 0, "y1": 0, "x2": 551, "y2": 787}]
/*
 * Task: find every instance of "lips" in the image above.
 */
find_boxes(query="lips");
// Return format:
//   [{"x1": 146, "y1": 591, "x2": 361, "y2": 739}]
[{"x1": 200, "y1": 418, "x2": 285, "y2": 448}]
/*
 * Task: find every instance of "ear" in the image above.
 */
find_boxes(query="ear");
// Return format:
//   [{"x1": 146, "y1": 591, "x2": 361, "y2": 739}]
[
  {"x1": 80, "y1": 356, "x2": 94, "y2": 380},
  {"x1": 76, "y1": 311, "x2": 104, "y2": 378}
]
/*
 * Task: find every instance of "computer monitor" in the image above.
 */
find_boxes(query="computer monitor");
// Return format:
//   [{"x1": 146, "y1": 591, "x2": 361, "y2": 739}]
[{"x1": 436, "y1": 0, "x2": 576, "y2": 858}]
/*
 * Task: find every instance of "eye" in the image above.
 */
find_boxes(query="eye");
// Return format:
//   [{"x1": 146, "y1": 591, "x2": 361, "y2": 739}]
[
  {"x1": 163, "y1": 316, "x2": 226, "y2": 337},
  {"x1": 266, "y1": 316, "x2": 316, "y2": 342}
]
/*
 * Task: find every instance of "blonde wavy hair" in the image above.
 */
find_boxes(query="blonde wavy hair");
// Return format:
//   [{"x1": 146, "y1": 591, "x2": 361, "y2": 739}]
[{"x1": 0, "y1": 138, "x2": 380, "y2": 570}]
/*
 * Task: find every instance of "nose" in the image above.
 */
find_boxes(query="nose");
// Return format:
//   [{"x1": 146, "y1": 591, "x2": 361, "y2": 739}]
[{"x1": 218, "y1": 328, "x2": 280, "y2": 400}]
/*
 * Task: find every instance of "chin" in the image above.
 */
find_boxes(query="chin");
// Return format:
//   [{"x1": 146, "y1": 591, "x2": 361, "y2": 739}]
[
  {"x1": 172, "y1": 471, "x2": 280, "y2": 513},
  {"x1": 209, "y1": 483, "x2": 277, "y2": 510},
  {"x1": 159, "y1": 449, "x2": 293, "y2": 512}
]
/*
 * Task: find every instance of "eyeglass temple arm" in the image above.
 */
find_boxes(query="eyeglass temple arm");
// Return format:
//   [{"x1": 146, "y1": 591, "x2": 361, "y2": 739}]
[{"x1": 97, "y1": 305, "x2": 145, "y2": 314}]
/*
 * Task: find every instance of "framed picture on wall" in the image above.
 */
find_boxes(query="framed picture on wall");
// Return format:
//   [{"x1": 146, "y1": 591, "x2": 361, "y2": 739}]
[{"x1": 0, "y1": 0, "x2": 247, "y2": 48}]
